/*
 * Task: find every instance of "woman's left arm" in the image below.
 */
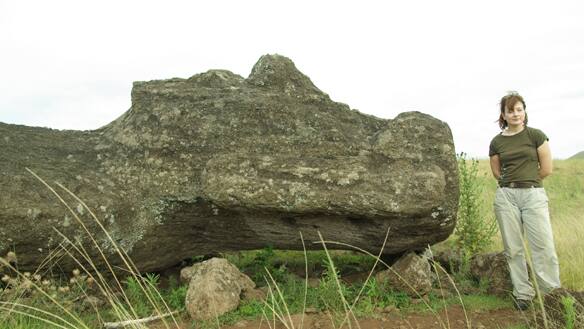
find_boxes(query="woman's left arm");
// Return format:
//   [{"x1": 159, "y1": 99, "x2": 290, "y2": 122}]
[{"x1": 537, "y1": 141, "x2": 553, "y2": 179}]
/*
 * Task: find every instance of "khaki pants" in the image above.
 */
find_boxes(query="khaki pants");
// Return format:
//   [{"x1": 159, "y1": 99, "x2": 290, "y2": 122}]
[{"x1": 493, "y1": 187, "x2": 561, "y2": 300}]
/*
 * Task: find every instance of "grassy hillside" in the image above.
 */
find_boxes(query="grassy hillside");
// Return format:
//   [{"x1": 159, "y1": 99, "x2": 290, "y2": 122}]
[
  {"x1": 569, "y1": 151, "x2": 584, "y2": 159},
  {"x1": 478, "y1": 159, "x2": 584, "y2": 290}
]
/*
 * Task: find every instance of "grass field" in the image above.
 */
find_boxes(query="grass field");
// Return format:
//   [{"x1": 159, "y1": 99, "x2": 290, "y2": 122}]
[{"x1": 477, "y1": 158, "x2": 584, "y2": 290}]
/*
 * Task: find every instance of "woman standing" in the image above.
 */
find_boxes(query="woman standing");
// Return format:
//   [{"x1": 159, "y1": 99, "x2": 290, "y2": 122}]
[{"x1": 489, "y1": 91, "x2": 561, "y2": 310}]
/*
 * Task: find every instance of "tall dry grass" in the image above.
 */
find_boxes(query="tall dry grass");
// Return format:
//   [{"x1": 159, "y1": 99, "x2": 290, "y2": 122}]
[{"x1": 0, "y1": 169, "x2": 181, "y2": 329}]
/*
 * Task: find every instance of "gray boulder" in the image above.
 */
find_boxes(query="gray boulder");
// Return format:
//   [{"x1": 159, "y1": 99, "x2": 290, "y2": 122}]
[
  {"x1": 0, "y1": 54, "x2": 458, "y2": 272},
  {"x1": 432, "y1": 250, "x2": 513, "y2": 297},
  {"x1": 375, "y1": 252, "x2": 433, "y2": 297},
  {"x1": 470, "y1": 252, "x2": 512, "y2": 297},
  {"x1": 433, "y1": 249, "x2": 513, "y2": 297},
  {"x1": 184, "y1": 258, "x2": 255, "y2": 321}
]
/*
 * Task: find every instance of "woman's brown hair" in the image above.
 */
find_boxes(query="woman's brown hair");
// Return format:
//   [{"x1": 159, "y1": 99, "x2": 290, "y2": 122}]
[{"x1": 498, "y1": 91, "x2": 528, "y2": 129}]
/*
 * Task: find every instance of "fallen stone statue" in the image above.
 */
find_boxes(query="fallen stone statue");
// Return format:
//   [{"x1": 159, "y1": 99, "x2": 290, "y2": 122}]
[{"x1": 0, "y1": 54, "x2": 459, "y2": 272}]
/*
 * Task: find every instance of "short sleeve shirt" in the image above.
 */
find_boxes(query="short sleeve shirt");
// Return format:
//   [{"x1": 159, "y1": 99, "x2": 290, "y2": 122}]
[{"x1": 489, "y1": 127, "x2": 548, "y2": 187}]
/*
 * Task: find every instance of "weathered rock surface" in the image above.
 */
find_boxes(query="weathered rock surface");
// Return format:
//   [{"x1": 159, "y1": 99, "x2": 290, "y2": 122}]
[
  {"x1": 470, "y1": 252, "x2": 512, "y2": 297},
  {"x1": 376, "y1": 252, "x2": 433, "y2": 297},
  {"x1": 0, "y1": 54, "x2": 458, "y2": 272},
  {"x1": 431, "y1": 249, "x2": 463, "y2": 272},
  {"x1": 433, "y1": 250, "x2": 513, "y2": 297},
  {"x1": 184, "y1": 258, "x2": 255, "y2": 321}
]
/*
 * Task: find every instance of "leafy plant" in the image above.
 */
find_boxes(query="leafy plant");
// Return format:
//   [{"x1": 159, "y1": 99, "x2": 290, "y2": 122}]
[
  {"x1": 240, "y1": 246, "x2": 289, "y2": 284},
  {"x1": 561, "y1": 295, "x2": 576, "y2": 329},
  {"x1": 455, "y1": 152, "x2": 498, "y2": 259},
  {"x1": 316, "y1": 258, "x2": 348, "y2": 314},
  {"x1": 164, "y1": 276, "x2": 187, "y2": 310},
  {"x1": 356, "y1": 278, "x2": 381, "y2": 313}
]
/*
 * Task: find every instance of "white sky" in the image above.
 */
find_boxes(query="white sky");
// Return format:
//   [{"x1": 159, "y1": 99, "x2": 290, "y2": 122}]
[{"x1": 1, "y1": 0, "x2": 583, "y2": 158}]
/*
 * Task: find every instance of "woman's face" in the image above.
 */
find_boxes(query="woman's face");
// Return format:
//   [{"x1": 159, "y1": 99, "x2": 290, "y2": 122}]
[{"x1": 503, "y1": 101, "x2": 525, "y2": 128}]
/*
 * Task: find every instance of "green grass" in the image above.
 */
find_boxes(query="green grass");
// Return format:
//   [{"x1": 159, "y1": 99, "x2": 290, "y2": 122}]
[
  {"x1": 2, "y1": 246, "x2": 520, "y2": 329},
  {"x1": 206, "y1": 274, "x2": 513, "y2": 328},
  {"x1": 457, "y1": 294, "x2": 511, "y2": 311},
  {"x1": 224, "y1": 248, "x2": 376, "y2": 285},
  {"x1": 207, "y1": 249, "x2": 514, "y2": 327}
]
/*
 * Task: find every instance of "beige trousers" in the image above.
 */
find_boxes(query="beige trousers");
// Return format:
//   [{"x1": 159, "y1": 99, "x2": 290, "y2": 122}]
[{"x1": 493, "y1": 187, "x2": 561, "y2": 300}]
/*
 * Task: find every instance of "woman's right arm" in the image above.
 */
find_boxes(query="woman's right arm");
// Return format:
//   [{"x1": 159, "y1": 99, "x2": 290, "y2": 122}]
[
  {"x1": 537, "y1": 141, "x2": 553, "y2": 179},
  {"x1": 490, "y1": 154, "x2": 501, "y2": 180}
]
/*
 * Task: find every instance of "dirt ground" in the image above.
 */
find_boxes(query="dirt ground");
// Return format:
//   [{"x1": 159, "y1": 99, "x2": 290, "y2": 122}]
[
  {"x1": 223, "y1": 306, "x2": 524, "y2": 329},
  {"x1": 151, "y1": 305, "x2": 526, "y2": 329}
]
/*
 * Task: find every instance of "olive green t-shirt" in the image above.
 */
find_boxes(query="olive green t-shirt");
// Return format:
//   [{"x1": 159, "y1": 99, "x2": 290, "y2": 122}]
[{"x1": 489, "y1": 126, "x2": 548, "y2": 187}]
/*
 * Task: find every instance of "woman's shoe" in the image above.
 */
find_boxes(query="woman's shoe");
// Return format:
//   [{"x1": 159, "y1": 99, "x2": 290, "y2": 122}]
[{"x1": 514, "y1": 299, "x2": 531, "y2": 311}]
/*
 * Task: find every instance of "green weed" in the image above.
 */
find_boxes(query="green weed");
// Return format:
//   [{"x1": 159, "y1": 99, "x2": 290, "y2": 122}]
[
  {"x1": 561, "y1": 295, "x2": 576, "y2": 329},
  {"x1": 455, "y1": 153, "x2": 498, "y2": 260}
]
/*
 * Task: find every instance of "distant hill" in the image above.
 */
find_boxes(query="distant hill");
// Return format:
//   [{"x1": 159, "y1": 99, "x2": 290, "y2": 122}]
[{"x1": 569, "y1": 151, "x2": 584, "y2": 159}]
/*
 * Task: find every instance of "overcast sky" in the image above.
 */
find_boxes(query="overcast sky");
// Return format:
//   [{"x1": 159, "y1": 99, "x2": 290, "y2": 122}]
[{"x1": 1, "y1": 1, "x2": 583, "y2": 158}]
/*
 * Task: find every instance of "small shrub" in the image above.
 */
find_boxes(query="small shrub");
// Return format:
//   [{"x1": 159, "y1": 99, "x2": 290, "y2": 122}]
[
  {"x1": 561, "y1": 295, "x2": 576, "y2": 329},
  {"x1": 164, "y1": 276, "x2": 187, "y2": 310},
  {"x1": 123, "y1": 276, "x2": 150, "y2": 316},
  {"x1": 357, "y1": 278, "x2": 382, "y2": 313},
  {"x1": 384, "y1": 289, "x2": 411, "y2": 309},
  {"x1": 233, "y1": 300, "x2": 264, "y2": 317},
  {"x1": 239, "y1": 247, "x2": 288, "y2": 284},
  {"x1": 123, "y1": 273, "x2": 165, "y2": 317},
  {"x1": 455, "y1": 153, "x2": 498, "y2": 260},
  {"x1": 316, "y1": 258, "x2": 348, "y2": 314}
]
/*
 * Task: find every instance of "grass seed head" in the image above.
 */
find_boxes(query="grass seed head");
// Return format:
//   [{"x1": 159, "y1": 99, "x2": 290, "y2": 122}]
[
  {"x1": 21, "y1": 279, "x2": 32, "y2": 290},
  {"x1": 5, "y1": 251, "x2": 17, "y2": 263}
]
